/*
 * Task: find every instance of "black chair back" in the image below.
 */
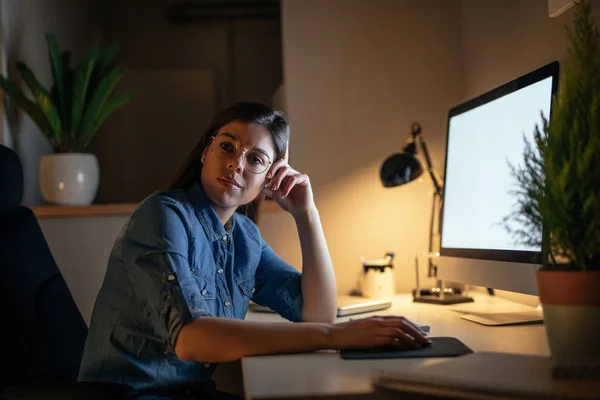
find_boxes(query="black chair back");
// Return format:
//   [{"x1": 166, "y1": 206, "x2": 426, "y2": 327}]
[{"x1": 0, "y1": 145, "x2": 88, "y2": 390}]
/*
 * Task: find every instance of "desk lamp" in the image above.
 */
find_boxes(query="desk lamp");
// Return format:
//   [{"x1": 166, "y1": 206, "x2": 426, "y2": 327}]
[{"x1": 380, "y1": 122, "x2": 473, "y2": 304}]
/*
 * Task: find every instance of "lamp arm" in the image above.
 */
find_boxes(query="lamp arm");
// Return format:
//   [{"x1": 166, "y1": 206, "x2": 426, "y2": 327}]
[
  {"x1": 419, "y1": 136, "x2": 443, "y2": 278},
  {"x1": 427, "y1": 190, "x2": 443, "y2": 277},
  {"x1": 418, "y1": 138, "x2": 443, "y2": 196}
]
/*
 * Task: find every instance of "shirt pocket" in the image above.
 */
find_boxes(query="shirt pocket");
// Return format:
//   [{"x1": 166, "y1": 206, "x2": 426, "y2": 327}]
[
  {"x1": 192, "y1": 273, "x2": 217, "y2": 300},
  {"x1": 236, "y1": 276, "x2": 256, "y2": 299},
  {"x1": 235, "y1": 276, "x2": 255, "y2": 318}
]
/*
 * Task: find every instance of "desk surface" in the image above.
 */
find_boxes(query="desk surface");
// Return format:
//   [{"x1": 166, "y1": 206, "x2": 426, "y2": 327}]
[{"x1": 242, "y1": 293, "x2": 548, "y2": 399}]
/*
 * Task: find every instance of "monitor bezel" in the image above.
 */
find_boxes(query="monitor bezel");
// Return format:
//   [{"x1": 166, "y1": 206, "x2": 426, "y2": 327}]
[{"x1": 439, "y1": 61, "x2": 559, "y2": 264}]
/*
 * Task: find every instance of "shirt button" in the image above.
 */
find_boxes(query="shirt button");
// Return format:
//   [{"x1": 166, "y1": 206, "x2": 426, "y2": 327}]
[
  {"x1": 204, "y1": 363, "x2": 210, "y2": 368},
  {"x1": 201, "y1": 289, "x2": 207, "y2": 295},
  {"x1": 167, "y1": 274, "x2": 176, "y2": 281},
  {"x1": 223, "y1": 235, "x2": 229, "y2": 242},
  {"x1": 224, "y1": 301, "x2": 231, "y2": 307},
  {"x1": 251, "y1": 288, "x2": 255, "y2": 294},
  {"x1": 217, "y1": 268, "x2": 223, "y2": 274}
]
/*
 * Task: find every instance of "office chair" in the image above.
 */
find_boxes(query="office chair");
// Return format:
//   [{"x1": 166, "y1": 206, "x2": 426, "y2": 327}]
[{"x1": 0, "y1": 145, "x2": 133, "y2": 400}]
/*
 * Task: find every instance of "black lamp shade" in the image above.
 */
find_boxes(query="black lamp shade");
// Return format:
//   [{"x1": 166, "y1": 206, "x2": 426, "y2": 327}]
[{"x1": 380, "y1": 153, "x2": 423, "y2": 188}]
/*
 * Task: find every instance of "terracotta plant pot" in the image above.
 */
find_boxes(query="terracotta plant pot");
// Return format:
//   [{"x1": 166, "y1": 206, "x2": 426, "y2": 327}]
[{"x1": 537, "y1": 269, "x2": 600, "y2": 368}]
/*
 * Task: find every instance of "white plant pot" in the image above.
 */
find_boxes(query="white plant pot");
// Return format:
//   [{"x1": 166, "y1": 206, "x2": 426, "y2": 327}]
[{"x1": 39, "y1": 153, "x2": 99, "y2": 206}]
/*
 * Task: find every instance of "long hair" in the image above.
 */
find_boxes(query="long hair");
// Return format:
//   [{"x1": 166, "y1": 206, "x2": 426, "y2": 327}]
[{"x1": 169, "y1": 102, "x2": 289, "y2": 224}]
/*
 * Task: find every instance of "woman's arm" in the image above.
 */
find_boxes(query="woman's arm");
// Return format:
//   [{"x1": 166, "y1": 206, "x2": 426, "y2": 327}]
[
  {"x1": 175, "y1": 315, "x2": 431, "y2": 363},
  {"x1": 294, "y1": 207, "x2": 337, "y2": 323},
  {"x1": 264, "y1": 160, "x2": 337, "y2": 323},
  {"x1": 175, "y1": 318, "x2": 328, "y2": 363}
]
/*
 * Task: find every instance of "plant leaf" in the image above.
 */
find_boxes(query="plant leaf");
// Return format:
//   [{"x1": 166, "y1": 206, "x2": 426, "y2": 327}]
[
  {"x1": 97, "y1": 42, "x2": 121, "y2": 71},
  {"x1": 79, "y1": 66, "x2": 125, "y2": 142},
  {"x1": 0, "y1": 76, "x2": 51, "y2": 138},
  {"x1": 70, "y1": 43, "x2": 101, "y2": 136},
  {"x1": 81, "y1": 90, "x2": 132, "y2": 148},
  {"x1": 16, "y1": 62, "x2": 63, "y2": 144},
  {"x1": 46, "y1": 34, "x2": 69, "y2": 132}
]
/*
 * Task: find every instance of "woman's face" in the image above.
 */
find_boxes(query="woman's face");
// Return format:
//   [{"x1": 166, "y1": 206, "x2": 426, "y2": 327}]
[{"x1": 200, "y1": 121, "x2": 276, "y2": 215}]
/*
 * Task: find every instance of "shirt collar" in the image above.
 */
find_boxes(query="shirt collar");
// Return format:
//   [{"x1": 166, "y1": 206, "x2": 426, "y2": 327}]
[{"x1": 187, "y1": 181, "x2": 235, "y2": 242}]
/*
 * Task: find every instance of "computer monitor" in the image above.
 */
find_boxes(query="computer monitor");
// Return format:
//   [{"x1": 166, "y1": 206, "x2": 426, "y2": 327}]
[{"x1": 437, "y1": 61, "x2": 559, "y2": 297}]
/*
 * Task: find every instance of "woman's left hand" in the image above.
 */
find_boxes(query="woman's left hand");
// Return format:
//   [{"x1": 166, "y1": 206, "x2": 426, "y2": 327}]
[{"x1": 262, "y1": 159, "x2": 315, "y2": 217}]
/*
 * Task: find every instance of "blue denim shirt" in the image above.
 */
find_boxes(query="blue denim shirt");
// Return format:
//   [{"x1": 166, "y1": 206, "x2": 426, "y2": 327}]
[{"x1": 78, "y1": 182, "x2": 303, "y2": 390}]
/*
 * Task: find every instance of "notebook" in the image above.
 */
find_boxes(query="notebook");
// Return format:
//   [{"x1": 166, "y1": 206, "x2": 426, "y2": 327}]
[
  {"x1": 248, "y1": 297, "x2": 392, "y2": 317},
  {"x1": 336, "y1": 297, "x2": 392, "y2": 317},
  {"x1": 372, "y1": 352, "x2": 600, "y2": 399}
]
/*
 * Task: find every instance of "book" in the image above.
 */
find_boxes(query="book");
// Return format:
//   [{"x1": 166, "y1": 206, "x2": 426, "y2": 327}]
[{"x1": 372, "y1": 352, "x2": 600, "y2": 400}]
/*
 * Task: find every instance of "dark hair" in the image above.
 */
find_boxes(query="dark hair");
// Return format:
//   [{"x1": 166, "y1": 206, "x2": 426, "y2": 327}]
[{"x1": 169, "y1": 102, "x2": 289, "y2": 223}]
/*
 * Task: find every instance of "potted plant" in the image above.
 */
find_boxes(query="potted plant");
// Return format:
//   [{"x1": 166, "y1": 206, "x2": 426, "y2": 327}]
[
  {"x1": 506, "y1": 0, "x2": 600, "y2": 372},
  {"x1": 0, "y1": 34, "x2": 132, "y2": 206}
]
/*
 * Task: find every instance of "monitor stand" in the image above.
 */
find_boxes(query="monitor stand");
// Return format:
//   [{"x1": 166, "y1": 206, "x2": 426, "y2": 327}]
[
  {"x1": 412, "y1": 281, "x2": 474, "y2": 305},
  {"x1": 413, "y1": 293, "x2": 474, "y2": 305},
  {"x1": 459, "y1": 309, "x2": 544, "y2": 326}
]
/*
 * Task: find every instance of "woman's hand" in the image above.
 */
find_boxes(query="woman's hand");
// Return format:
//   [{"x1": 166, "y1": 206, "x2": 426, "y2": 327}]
[
  {"x1": 262, "y1": 159, "x2": 315, "y2": 217},
  {"x1": 327, "y1": 315, "x2": 431, "y2": 350}
]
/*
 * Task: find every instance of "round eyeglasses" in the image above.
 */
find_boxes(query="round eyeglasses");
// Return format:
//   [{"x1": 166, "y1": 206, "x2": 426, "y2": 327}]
[{"x1": 209, "y1": 135, "x2": 272, "y2": 174}]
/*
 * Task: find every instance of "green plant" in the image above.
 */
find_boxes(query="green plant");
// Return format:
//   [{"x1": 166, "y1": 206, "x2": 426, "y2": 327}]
[
  {"x1": 505, "y1": 0, "x2": 600, "y2": 271},
  {"x1": 0, "y1": 34, "x2": 132, "y2": 153}
]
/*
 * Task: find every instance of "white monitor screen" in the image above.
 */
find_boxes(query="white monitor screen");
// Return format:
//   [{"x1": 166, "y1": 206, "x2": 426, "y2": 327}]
[{"x1": 441, "y1": 77, "x2": 553, "y2": 252}]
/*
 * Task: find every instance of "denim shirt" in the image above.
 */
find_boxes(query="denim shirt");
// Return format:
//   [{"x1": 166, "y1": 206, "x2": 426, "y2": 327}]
[{"x1": 78, "y1": 182, "x2": 303, "y2": 390}]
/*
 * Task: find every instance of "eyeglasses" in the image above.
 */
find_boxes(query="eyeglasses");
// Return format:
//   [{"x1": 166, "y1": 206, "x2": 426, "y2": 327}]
[{"x1": 209, "y1": 135, "x2": 272, "y2": 174}]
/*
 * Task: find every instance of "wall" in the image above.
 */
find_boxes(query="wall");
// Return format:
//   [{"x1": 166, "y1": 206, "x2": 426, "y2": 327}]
[
  {"x1": 91, "y1": 0, "x2": 283, "y2": 203},
  {"x1": 458, "y1": 0, "x2": 600, "y2": 305},
  {"x1": 461, "y1": 0, "x2": 573, "y2": 100},
  {"x1": 260, "y1": 0, "x2": 465, "y2": 295},
  {"x1": 1, "y1": 0, "x2": 104, "y2": 205}
]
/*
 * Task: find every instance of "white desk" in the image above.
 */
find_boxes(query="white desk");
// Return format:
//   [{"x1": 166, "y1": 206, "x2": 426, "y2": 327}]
[{"x1": 242, "y1": 293, "x2": 549, "y2": 399}]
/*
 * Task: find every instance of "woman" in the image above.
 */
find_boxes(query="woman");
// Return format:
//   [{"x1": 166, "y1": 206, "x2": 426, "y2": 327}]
[{"x1": 78, "y1": 102, "x2": 430, "y2": 398}]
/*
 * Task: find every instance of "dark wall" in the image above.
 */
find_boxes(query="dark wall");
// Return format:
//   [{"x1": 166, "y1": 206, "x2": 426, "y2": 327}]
[{"x1": 91, "y1": 0, "x2": 283, "y2": 203}]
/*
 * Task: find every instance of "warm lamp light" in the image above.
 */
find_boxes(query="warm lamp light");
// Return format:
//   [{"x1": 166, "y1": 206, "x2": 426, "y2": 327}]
[{"x1": 380, "y1": 122, "x2": 473, "y2": 305}]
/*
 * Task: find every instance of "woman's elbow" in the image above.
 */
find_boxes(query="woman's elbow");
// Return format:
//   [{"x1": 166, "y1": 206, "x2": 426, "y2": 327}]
[
  {"x1": 174, "y1": 328, "x2": 193, "y2": 361},
  {"x1": 173, "y1": 321, "x2": 241, "y2": 363}
]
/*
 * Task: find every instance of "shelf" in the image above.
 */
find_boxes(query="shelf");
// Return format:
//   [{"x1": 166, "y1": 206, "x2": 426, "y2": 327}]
[{"x1": 31, "y1": 203, "x2": 138, "y2": 218}]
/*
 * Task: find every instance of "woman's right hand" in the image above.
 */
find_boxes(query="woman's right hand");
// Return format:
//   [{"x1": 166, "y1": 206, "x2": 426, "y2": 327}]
[{"x1": 326, "y1": 315, "x2": 432, "y2": 350}]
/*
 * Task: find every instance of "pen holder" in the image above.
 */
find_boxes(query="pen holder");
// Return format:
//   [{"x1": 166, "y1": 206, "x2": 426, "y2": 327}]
[{"x1": 360, "y1": 253, "x2": 395, "y2": 299}]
